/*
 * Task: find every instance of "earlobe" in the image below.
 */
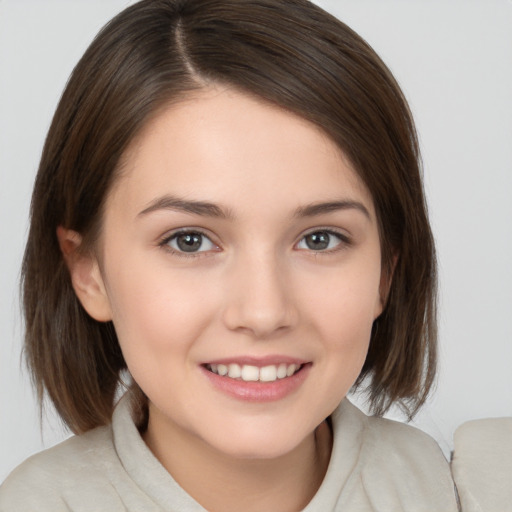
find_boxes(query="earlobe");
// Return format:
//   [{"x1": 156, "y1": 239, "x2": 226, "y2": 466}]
[{"x1": 56, "y1": 226, "x2": 113, "y2": 322}]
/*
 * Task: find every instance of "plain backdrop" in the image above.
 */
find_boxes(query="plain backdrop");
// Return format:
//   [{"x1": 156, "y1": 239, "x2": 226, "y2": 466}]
[{"x1": 1, "y1": 0, "x2": 511, "y2": 481}]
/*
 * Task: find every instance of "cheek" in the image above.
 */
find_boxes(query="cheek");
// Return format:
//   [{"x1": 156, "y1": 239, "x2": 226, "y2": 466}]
[
  {"x1": 300, "y1": 263, "x2": 381, "y2": 341},
  {"x1": 299, "y1": 263, "x2": 380, "y2": 395},
  {"x1": 103, "y1": 258, "x2": 219, "y2": 367}
]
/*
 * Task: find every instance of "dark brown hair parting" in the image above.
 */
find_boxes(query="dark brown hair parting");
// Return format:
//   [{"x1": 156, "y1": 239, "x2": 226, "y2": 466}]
[{"x1": 22, "y1": 0, "x2": 437, "y2": 433}]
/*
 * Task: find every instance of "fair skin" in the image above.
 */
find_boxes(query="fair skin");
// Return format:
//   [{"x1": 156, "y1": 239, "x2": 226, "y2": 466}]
[{"x1": 59, "y1": 87, "x2": 386, "y2": 512}]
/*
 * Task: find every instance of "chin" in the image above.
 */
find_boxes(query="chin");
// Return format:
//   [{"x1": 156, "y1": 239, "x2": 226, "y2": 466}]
[{"x1": 203, "y1": 422, "x2": 314, "y2": 461}]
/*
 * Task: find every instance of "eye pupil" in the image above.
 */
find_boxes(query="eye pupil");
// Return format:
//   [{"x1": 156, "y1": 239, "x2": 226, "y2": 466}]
[
  {"x1": 305, "y1": 231, "x2": 330, "y2": 250},
  {"x1": 177, "y1": 233, "x2": 202, "y2": 252}
]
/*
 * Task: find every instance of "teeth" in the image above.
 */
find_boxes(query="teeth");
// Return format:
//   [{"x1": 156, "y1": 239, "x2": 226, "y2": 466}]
[
  {"x1": 207, "y1": 363, "x2": 301, "y2": 382},
  {"x1": 260, "y1": 365, "x2": 277, "y2": 382},
  {"x1": 241, "y1": 365, "x2": 259, "y2": 381},
  {"x1": 228, "y1": 364, "x2": 241, "y2": 378},
  {"x1": 276, "y1": 363, "x2": 287, "y2": 379},
  {"x1": 286, "y1": 364, "x2": 297, "y2": 377}
]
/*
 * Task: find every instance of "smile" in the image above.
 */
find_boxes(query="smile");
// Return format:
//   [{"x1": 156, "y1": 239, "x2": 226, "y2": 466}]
[
  {"x1": 201, "y1": 360, "x2": 311, "y2": 402},
  {"x1": 205, "y1": 363, "x2": 302, "y2": 382}
]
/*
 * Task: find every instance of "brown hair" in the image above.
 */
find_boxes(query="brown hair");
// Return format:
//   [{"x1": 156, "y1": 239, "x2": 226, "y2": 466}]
[{"x1": 23, "y1": 0, "x2": 436, "y2": 433}]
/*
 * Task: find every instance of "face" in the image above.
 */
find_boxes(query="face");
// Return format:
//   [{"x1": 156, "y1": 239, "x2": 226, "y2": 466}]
[{"x1": 73, "y1": 87, "x2": 384, "y2": 460}]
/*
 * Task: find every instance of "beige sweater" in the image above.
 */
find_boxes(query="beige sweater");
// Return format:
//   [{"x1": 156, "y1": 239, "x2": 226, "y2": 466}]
[
  {"x1": 0, "y1": 396, "x2": 459, "y2": 511},
  {"x1": 451, "y1": 417, "x2": 512, "y2": 512}
]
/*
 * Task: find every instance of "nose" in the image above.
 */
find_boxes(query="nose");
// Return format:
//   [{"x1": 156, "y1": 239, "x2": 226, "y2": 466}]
[{"x1": 221, "y1": 251, "x2": 298, "y2": 339}]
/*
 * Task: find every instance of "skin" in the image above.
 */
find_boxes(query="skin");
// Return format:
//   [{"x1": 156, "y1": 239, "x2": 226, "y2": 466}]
[{"x1": 60, "y1": 86, "x2": 386, "y2": 512}]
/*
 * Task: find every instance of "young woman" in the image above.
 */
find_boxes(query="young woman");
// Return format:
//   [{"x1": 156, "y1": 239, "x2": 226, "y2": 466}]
[{"x1": 0, "y1": 1, "x2": 459, "y2": 510}]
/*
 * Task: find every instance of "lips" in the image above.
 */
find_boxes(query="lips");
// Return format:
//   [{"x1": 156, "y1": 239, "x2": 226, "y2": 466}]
[{"x1": 201, "y1": 358, "x2": 311, "y2": 402}]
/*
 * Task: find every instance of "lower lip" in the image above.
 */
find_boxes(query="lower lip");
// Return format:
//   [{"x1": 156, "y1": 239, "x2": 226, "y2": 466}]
[{"x1": 201, "y1": 364, "x2": 311, "y2": 402}]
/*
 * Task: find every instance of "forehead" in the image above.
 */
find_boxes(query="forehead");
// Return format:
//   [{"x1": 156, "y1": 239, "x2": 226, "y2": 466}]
[{"x1": 109, "y1": 86, "x2": 375, "y2": 219}]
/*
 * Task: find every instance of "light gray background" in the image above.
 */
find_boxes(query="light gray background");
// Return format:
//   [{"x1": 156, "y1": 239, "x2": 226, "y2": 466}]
[{"x1": 1, "y1": 0, "x2": 511, "y2": 481}]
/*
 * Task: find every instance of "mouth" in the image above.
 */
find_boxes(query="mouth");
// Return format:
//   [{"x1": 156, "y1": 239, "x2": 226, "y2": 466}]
[
  {"x1": 201, "y1": 360, "x2": 311, "y2": 402},
  {"x1": 204, "y1": 362, "x2": 304, "y2": 383}
]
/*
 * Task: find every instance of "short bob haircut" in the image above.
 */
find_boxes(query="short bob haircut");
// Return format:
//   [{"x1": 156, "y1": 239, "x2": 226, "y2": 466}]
[{"x1": 23, "y1": 0, "x2": 437, "y2": 434}]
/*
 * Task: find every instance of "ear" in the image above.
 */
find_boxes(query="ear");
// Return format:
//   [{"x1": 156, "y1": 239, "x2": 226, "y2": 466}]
[
  {"x1": 57, "y1": 226, "x2": 113, "y2": 322},
  {"x1": 375, "y1": 252, "x2": 399, "y2": 319}
]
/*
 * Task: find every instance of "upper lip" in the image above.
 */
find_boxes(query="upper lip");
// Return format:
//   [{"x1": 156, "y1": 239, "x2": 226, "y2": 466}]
[{"x1": 202, "y1": 355, "x2": 309, "y2": 367}]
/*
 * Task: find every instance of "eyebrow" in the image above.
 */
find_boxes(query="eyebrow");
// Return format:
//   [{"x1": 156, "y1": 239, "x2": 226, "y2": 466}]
[
  {"x1": 138, "y1": 195, "x2": 233, "y2": 219},
  {"x1": 294, "y1": 200, "x2": 370, "y2": 220},
  {"x1": 138, "y1": 195, "x2": 370, "y2": 221}
]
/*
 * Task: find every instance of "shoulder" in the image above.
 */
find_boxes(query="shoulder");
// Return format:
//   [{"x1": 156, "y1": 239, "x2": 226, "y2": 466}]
[
  {"x1": 333, "y1": 400, "x2": 459, "y2": 510},
  {"x1": 0, "y1": 425, "x2": 115, "y2": 511},
  {"x1": 362, "y1": 407, "x2": 451, "y2": 475},
  {"x1": 452, "y1": 417, "x2": 512, "y2": 512},
  {"x1": 337, "y1": 400, "x2": 450, "y2": 467},
  {"x1": 365, "y1": 410, "x2": 448, "y2": 465}
]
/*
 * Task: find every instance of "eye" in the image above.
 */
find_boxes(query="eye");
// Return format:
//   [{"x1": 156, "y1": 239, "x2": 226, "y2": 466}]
[
  {"x1": 164, "y1": 230, "x2": 216, "y2": 254},
  {"x1": 296, "y1": 230, "x2": 346, "y2": 251}
]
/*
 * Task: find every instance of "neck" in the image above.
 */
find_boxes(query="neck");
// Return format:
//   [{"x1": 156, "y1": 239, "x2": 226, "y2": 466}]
[{"x1": 143, "y1": 409, "x2": 332, "y2": 512}]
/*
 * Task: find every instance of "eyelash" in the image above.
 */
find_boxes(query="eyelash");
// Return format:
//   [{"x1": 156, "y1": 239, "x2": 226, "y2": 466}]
[
  {"x1": 158, "y1": 228, "x2": 352, "y2": 259},
  {"x1": 297, "y1": 228, "x2": 351, "y2": 254},
  {"x1": 158, "y1": 229, "x2": 218, "y2": 259}
]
